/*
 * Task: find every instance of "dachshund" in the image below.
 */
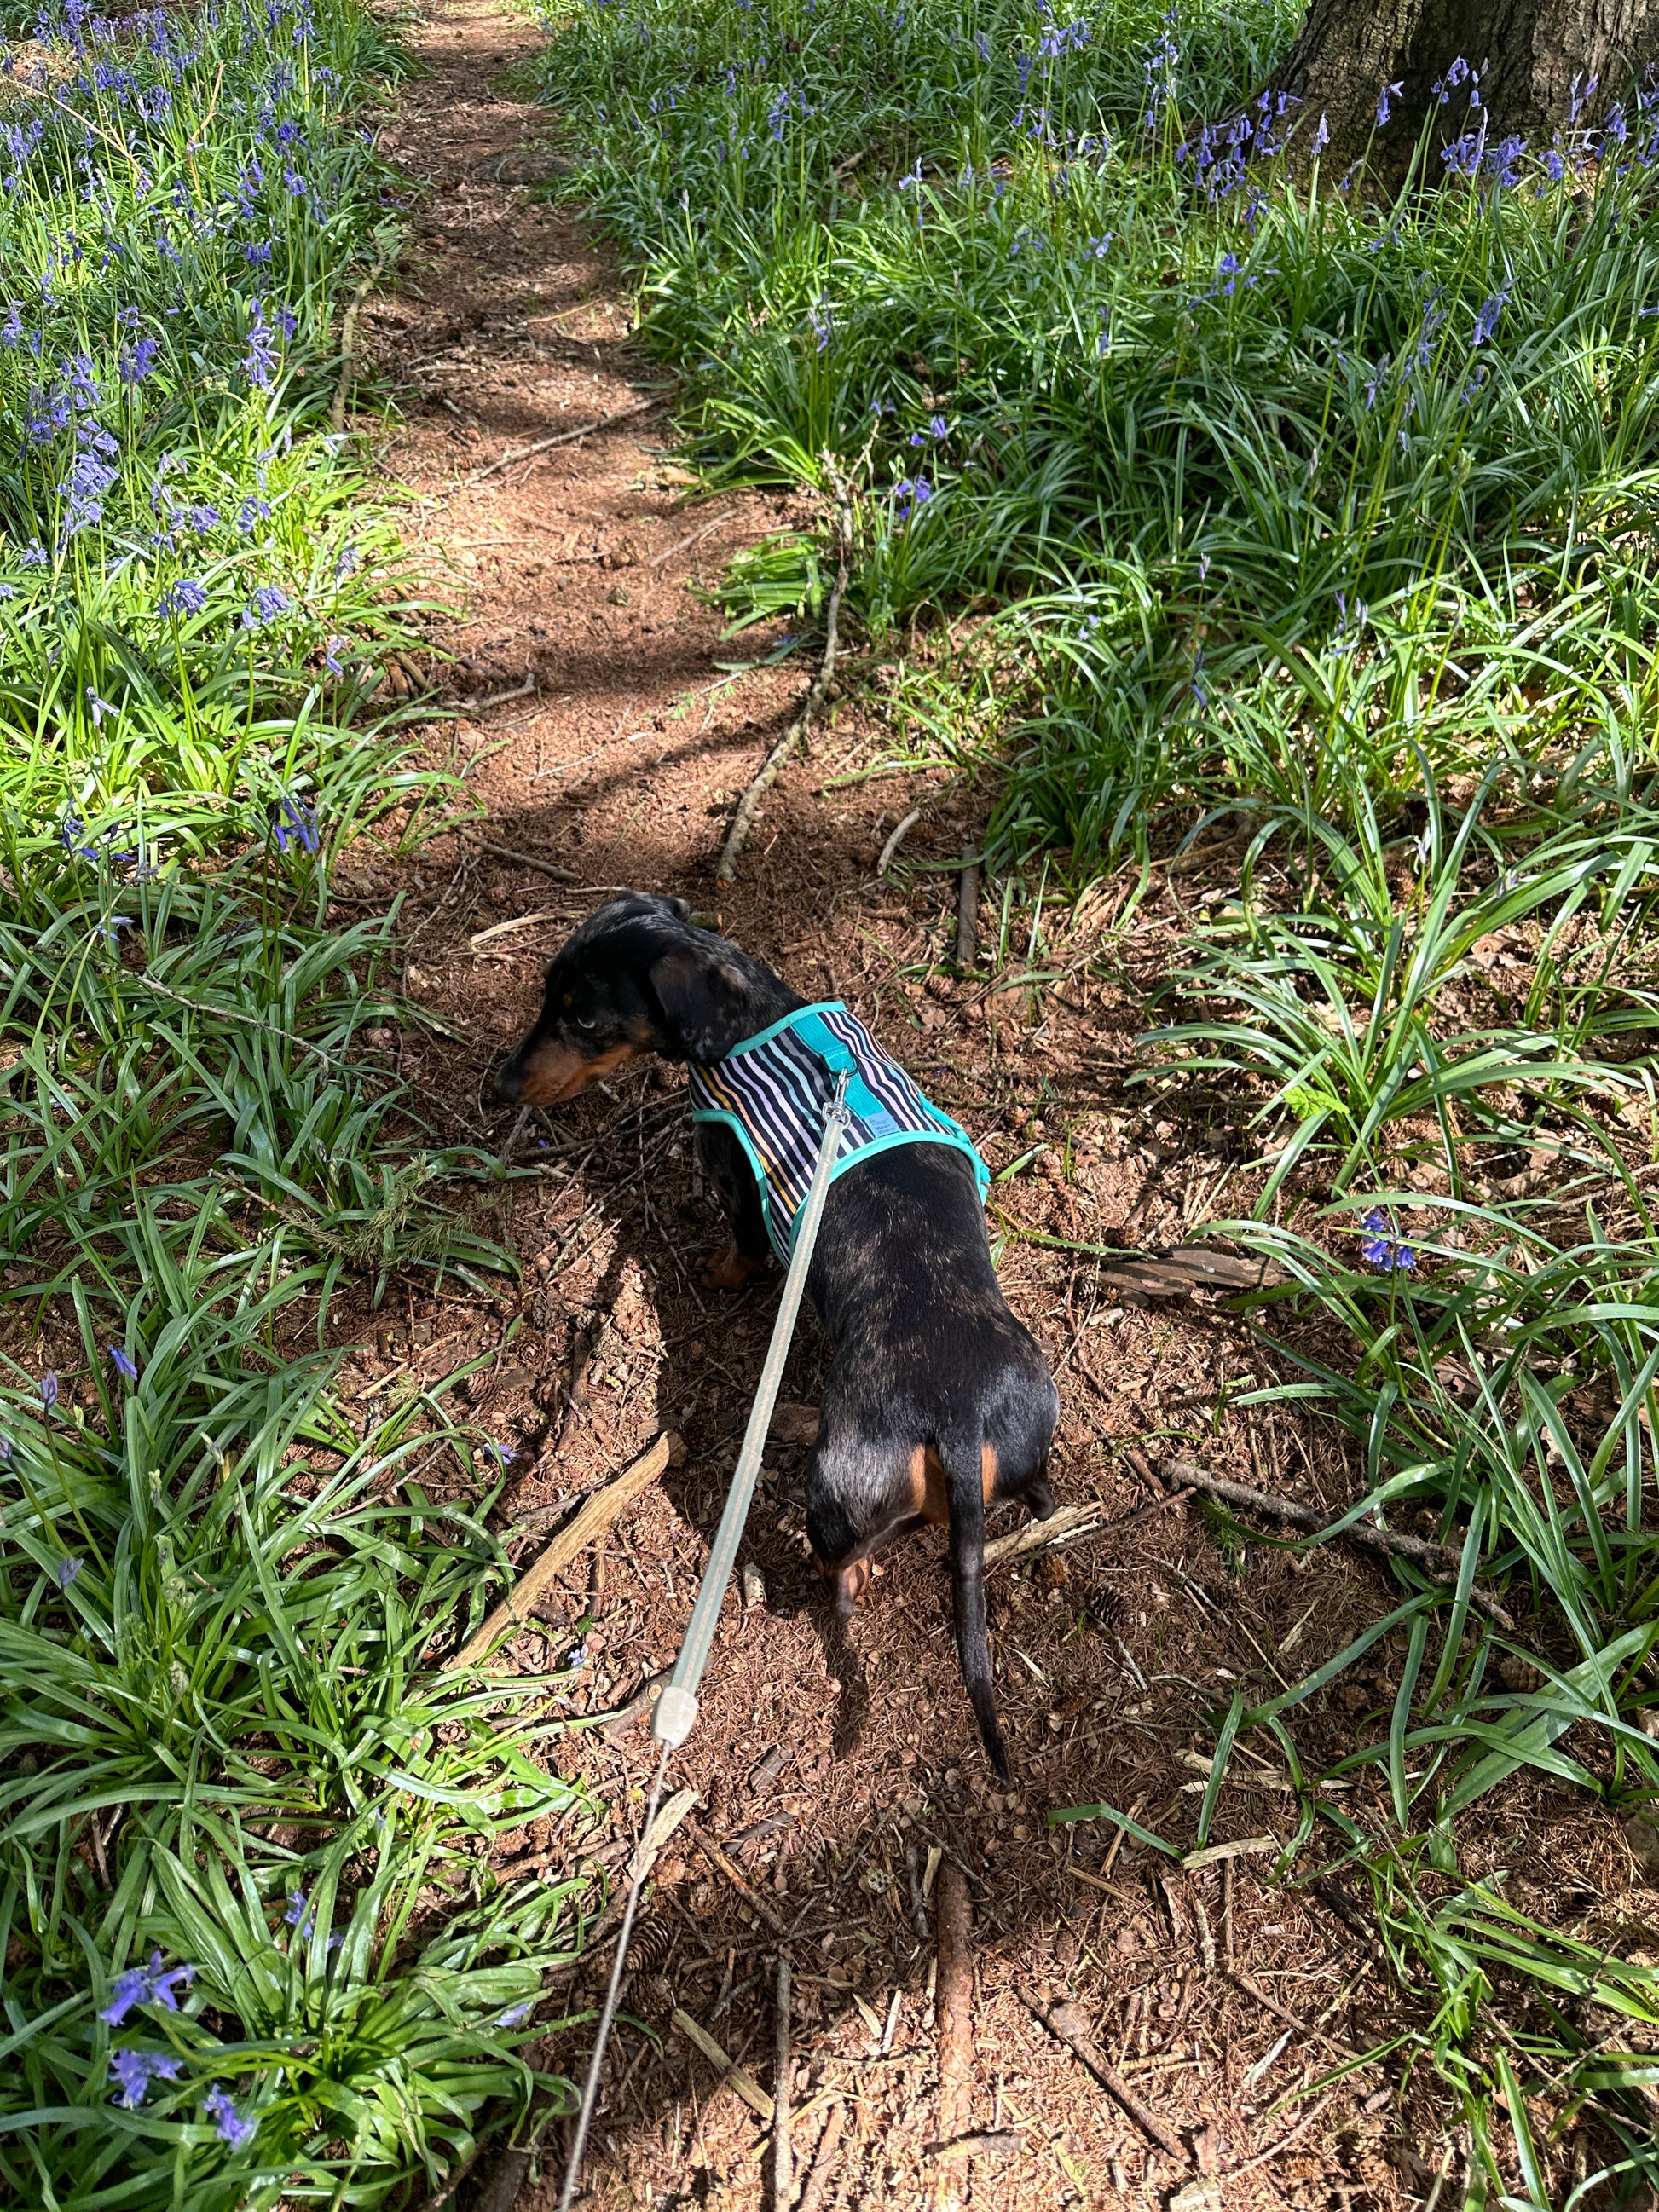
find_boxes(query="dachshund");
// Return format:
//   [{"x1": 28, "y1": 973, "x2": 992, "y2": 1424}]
[{"x1": 494, "y1": 893, "x2": 1059, "y2": 1778}]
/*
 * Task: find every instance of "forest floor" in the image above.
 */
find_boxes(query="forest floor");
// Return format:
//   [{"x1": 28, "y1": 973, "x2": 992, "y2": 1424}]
[{"x1": 322, "y1": 4, "x2": 1638, "y2": 2206}]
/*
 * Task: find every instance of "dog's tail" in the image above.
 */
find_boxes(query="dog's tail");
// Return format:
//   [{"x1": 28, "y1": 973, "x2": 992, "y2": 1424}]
[{"x1": 938, "y1": 1428, "x2": 1009, "y2": 1782}]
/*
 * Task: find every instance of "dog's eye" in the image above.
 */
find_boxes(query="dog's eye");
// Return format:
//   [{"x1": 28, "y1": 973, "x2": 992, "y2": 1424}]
[{"x1": 574, "y1": 1014, "x2": 598, "y2": 1034}]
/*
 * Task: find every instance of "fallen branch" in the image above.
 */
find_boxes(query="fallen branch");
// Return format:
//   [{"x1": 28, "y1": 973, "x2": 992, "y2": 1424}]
[
  {"x1": 682, "y1": 1818, "x2": 788, "y2": 1935},
  {"x1": 470, "y1": 910, "x2": 569, "y2": 954},
  {"x1": 983, "y1": 1501, "x2": 1101, "y2": 1571},
  {"x1": 795, "y1": 2101, "x2": 845, "y2": 2212},
  {"x1": 672, "y1": 2007, "x2": 775, "y2": 2123},
  {"x1": 954, "y1": 863, "x2": 980, "y2": 969},
  {"x1": 876, "y1": 806, "x2": 922, "y2": 877},
  {"x1": 715, "y1": 477, "x2": 852, "y2": 884},
  {"x1": 1156, "y1": 1457, "x2": 1517, "y2": 1630},
  {"x1": 1016, "y1": 1988, "x2": 1188, "y2": 2166},
  {"x1": 446, "y1": 672, "x2": 538, "y2": 714},
  {"x1": 932, "y1": 1865, "x2": 974, "y2": 2211},
  {"x1": 926, "y1": 2132, "x2": 1023, "y2": 2164},
  {"x1": 462, "y1": 398, "x2": 655, "y2": 486},
  {"x1": 443, "y1": 1433, "x2": 674, "y2": 1672},
  {"x1": 649, "y1": 506, "x2": 735, "y2": 570},
  {"x1": 462, "y1": 835, "x2": 581, "y2": 883},
  {"x1": 773, "y1": 1954, "x2": 793, "y2": 2211}
]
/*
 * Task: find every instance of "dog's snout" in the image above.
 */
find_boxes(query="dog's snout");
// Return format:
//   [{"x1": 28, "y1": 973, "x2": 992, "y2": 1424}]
[{"x1": 492, "y1": 1056, "x2": 525, "y2": 1103}]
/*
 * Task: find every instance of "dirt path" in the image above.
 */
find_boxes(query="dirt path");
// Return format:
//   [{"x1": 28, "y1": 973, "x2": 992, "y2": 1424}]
[{"x1": 324, "y1": 9, "x2": 1506, "y2": 2206}]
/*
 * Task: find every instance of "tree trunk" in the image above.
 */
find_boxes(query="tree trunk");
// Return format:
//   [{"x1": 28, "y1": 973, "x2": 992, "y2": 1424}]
[{"x1": 1265, "y1": 0, "x2": 1659, "y2": 184}]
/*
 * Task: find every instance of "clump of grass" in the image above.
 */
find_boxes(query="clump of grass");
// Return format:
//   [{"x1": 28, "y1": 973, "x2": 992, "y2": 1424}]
[
  {"x1": 535, "y1": 0, "x2": 1659, "y2": 862},
  {"x1": 0, "y1": 0, "x2": 426, "y2": 832}
]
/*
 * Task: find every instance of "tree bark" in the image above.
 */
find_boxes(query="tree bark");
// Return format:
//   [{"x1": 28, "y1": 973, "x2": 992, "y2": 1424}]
[{"x1": 1264, "y1": 0, "x2": 1659, "y2": 184}]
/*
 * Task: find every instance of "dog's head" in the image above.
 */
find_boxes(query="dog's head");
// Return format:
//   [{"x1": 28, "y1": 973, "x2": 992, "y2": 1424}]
[{"x1": 493, "y1": 892, "x2": 773, "y2": 1106}]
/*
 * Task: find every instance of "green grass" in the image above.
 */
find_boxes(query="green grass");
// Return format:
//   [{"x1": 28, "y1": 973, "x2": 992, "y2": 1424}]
[{"x1": 0, "y1": 0, "x2": 611, "y2": 2202}]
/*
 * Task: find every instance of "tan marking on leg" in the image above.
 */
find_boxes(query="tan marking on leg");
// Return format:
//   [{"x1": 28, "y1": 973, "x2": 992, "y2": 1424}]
[
  {"x1": 702, "y1": 1239, "x2": 762, "y2": 1291},
  {"x1": 981, "y1": 1441, "x2": 999, "y2": 1503}
]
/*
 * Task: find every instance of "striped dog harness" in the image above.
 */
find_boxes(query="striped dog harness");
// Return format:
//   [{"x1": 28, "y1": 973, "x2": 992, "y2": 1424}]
[{"x1": 687, "y1": 1002, "x2": 989, "y2": 1262}]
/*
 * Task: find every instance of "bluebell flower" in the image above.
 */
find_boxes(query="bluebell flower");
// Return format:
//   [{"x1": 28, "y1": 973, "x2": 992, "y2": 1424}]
[
  {"x1": 57, "y1": 1554, "x2": 84, "y2": 1590},
  {"x1": 324, "y1": 635, "x2": 346, "y2": 673},
  {"x1": 38, "y1": 1370, "x2": 58, "y2": 1409},
  {"x1": 98, "y1": 1950, "x2": 194, "y2": 2025},
  {"x1": 272, "y1": 793, "x2": 318, "y2": 854},
  {"x1": 20, "y1": 539, "x2": 46, "y2": 566},
  {"x1": 1359, "y1": 1208, "x2": 1415, "y2": 1272},
  {"x1": 283, "y1": 1889, "x2": 315, "y2": 1938},
  {"x1": 238, "y1": 495, "x2": 271, "y2": 536},
  {"x1": 118, "y1": 334, "x2": 158, "y2": 384},
  {"x1": 184, "y1": 502, "x2": 219, "y2": 531},
  {"x1": 806, "y1": 299, "x2": 833, "y2": 353},
  {"x1": 108, "y1": 2048, "x2": 182, "y2": 2108},
  {"x1": 928, "y1": 413, "x2": 947, "y2": 439},
  {"x1": 159, "y1": 578, "x2": 207, "y2": 618},
  {"x1": 1471, "y1": 286, "x2": 1511, "y2": 344},
  {"x1": 495, "y1": 2001, "x2": 534, "y2": 2027},
  {"x1": 241, "y1": 584, "x2": 290, "y2": 628},
  {"x1": 108, "y1": 1345, "x2": 137, "y2": 1383},
  {"x1": 1376, "y1": 79, "x2": 1403, "y2": 127},
  {"x1": 243, "y1": 299, "x2": 278, "y2": 390},
  {"x1": 487, "y1": 1441, "x2": 514, "y2": 1465},
  {"x1": 203, "y1": 2086, "x2": 256, "y2": 2151}
]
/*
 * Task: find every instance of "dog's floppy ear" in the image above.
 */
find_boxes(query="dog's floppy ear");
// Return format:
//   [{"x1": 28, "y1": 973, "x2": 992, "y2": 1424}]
[{"x1": 649, "y1": 943, "x2": 753, "y2": 1062}]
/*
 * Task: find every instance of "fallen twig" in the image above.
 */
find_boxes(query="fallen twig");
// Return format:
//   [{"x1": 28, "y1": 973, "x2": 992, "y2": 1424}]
[
  {"x1": 954, "y1": 863, "x2": 980, "y2": 969},
  {"x1": 649, "y1": 506, "x2": 734, "y2": 570},
  {"x1": 1156, "y1": 1457, "x2": 1517, "y2": 1629},
  {"x1": 795, "y1": 2101, "x2": 845, "y2": 2212},
  {"x1": 463, "y1": 398, "x2": 655, "y2": 486},
  {"x1": 715, "y1": 477, "x2": 852, "y2": 884},
  {"x1": 933, "y1": 1865, "x2": 974, "y2": 2210},
  {"x1": 443, "y1": 1433, "x2": 674, "y2": 1671},
  {"x1": 1015, "y1": 1987, "x2": 1188, "y2": 2165},
  {"x1": 446, "y1": 672, "x2": 538, "y2": 713},
  {"x1": 876, "y1": 806, "x2": 922, "y2": 877},
  {"x1": 773, "y1": 1954, "x2": 793, "y2": 2211},
  {"x1": 683, "y1": 1819, "x2": 788, "y2": 1934},
  {"x1": 470, "y1": 910, "x2": 569, "y2": 954},
  {"x1": 460, "y1": 834, "x2": 581, "y2": 883},
  {"x1": 925, "y1": 2132, "x2": 1022, "y2": 2164},
  {"x1": 672, "y1": 2007, "x2": 775, "y2": 2122},
  {"x1": 1223, "y1": 2091, "x2": 1338, "y2": 2179}
]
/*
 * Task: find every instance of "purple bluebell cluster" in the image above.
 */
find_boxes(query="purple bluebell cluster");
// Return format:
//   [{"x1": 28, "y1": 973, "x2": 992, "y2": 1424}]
[
  {"x1": 108, "y1": 2048, "x2": 183, "y2": 2108},
  {"x1": 203, "y1": 2086, "x2": 257, "y2": 2150},
  {"x1": 1360, "y1": 1209, "x2": 1415, "y2": 1273},
  {"x1": 100, "y1": 1949, "x2": 195, "y2": 2025},
  {"x1": 273, "y1": 792, "x2": 319, "y2": 853}
]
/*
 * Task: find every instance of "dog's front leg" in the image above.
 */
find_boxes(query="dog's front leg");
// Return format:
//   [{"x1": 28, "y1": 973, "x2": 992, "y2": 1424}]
[{"x1": 693, "y1": 1118, "x2": 771, "y2": 1288}]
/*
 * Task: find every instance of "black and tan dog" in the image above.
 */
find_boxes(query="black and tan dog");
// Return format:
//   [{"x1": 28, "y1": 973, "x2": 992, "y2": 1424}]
[{"x1": 494, "y1": 893, "x2": 1059, "y2": 1778}]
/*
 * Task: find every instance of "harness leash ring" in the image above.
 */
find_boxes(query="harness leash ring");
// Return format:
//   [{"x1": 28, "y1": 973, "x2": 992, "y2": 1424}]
[{"x1": 554, "y1": 1071, "x2": 851, "y2": 2211}]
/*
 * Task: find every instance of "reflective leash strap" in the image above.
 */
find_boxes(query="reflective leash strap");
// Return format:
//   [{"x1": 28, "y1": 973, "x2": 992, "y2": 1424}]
[{"x1": 555, "y1": 1071, "x2": 851, "y2": 2212}]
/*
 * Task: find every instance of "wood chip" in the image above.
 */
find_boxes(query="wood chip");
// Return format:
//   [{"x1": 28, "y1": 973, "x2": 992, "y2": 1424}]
[{"x1": 926, "y1": 2131, "x2": 1023, "y2": 2164}]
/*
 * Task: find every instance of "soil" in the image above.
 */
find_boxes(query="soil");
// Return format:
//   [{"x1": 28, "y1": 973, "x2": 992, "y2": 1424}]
[{"x1": 324, "y1": 6, "x2": 1653, "y2": 2208}]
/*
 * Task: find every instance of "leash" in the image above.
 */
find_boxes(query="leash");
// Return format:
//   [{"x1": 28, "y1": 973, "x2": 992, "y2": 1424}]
[{"x1": 554, "y1": 1071, "x2": 851, "y2": 2211}]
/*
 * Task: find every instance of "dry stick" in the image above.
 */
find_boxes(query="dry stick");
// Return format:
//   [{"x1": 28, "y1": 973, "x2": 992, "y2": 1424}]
[
  {"x1": 932, "y1": 1865, "x2": 974, "y2": 2211},
  {"x1": 1015, "y1": 1988, "x2": 1189, "y2": 2166},
  {"x1": 954, "y1": 863, "x2": 981, "y2": 970},
  {"x1": 460, "y1": 835, "x2": 582, "y2": 883},
  {"x1": 1157, "y1": 1457, "x2": 1517, "y2": 1631},
  {"x1": 331, "y1": 245, "x2": 388, "y2": 434},
  {"x1": 443, "y1": 1432, "x2": 673, "y2": 1672},
  {"x1": 463, "y1": 397, "x2": 655, "y2": 487},
  {"x1": 876, "y1": 806, "x2": 922, "y2": 877},
  {"x1": 671, "y1": 2008, "x2": 775, "y2": 2122},
  {"x1": 773, "y1": 1954, "x2": 793, "y2": 2212},
  {"x1": 1223, "y1": 2091, "x2": 1338, "y2": 2180},
  {"x1": 649, "y1": 506, "x2": 735, "y2": 570},
  {"x1": 682, "y1": 1819, "x2": 788, "y2": 1935},
  {"x1": 715, "y1": 490, "x2": 851, "y2": 884},
  {"x1": 795, "y1": 2101, "x2": 846, "y2": 2212}
]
